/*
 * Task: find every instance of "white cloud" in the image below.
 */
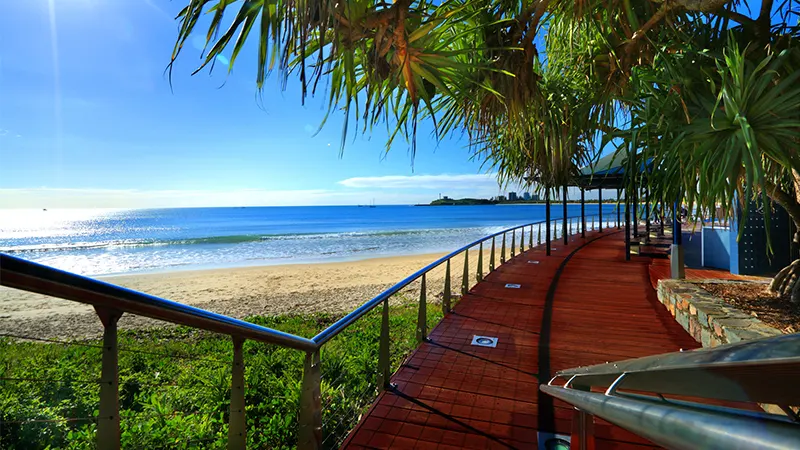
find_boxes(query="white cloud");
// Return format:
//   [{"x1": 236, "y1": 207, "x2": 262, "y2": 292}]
[{"x1": 338, "y1": 173, "x2": 500, "y2": 190}]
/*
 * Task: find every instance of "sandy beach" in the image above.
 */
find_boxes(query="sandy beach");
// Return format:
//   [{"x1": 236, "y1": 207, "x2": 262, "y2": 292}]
[{"x1": 0, "y1": 251, "x2": 496, "y2": 340}]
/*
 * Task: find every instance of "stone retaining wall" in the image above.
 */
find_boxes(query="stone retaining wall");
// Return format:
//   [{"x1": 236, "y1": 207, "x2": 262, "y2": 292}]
[{"x1": 656, "y1": 279, "x2": 782, "y2": 347}]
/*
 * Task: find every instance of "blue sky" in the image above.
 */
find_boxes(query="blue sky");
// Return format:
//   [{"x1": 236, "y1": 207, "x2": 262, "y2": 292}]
[{"x1": 0, "y1": 0, "x2": 521, "y2": 208}]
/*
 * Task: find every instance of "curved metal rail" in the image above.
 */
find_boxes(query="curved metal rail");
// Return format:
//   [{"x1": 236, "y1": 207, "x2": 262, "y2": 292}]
[{"x1": 0, "y1": 209, "x2": 620, "y2": 450}]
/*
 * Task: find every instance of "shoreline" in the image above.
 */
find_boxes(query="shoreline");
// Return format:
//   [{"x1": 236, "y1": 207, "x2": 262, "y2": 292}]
[{"x1": 1, "y1": 251, "x2": 485, "y2": 340}]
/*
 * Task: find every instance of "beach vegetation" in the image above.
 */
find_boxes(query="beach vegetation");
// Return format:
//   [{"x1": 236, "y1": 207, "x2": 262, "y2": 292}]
[{"x1": 0, "y1": 302, "x2": 442, "y2": 449}]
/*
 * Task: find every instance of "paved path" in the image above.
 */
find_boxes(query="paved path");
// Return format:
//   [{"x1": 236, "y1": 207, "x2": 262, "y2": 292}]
[{"x1": 342, "y1": 229, "x2": 699, "y2": 449}]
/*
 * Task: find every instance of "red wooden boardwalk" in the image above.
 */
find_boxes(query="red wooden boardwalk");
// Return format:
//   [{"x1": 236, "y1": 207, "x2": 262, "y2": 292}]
[{"x1": 342, "y1": 229, "x2": 700, "y2": 449}]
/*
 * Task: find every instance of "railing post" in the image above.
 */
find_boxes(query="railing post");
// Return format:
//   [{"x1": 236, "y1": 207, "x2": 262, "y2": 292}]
[
  {"x1": 599, "y1": 189, "x2": 603, "y2": 232},
  {"x1": 96, "y1": 307, "x2": 122, "y2": 450},
  {"x1": 461, "y1": 249, "x2": 469, "y2": 296},
  {"x1": 477, "y1": 242, "x2": 483, "y2": 282},
  {"x1": 617, "y1": 189, "x2": 622, "y2": 229},
  {"x1": 489, "y1": 238, "x2": 496, "y2": 272},
  {"x1": 378, "y1": 298, "x2": 390, "y2": 388},
  {"x1": 625, "y1": 189, "x2": 631, "y2": 261},
  {"x1": 520, "y1": 227, "x2": 525, "y2": 253},
  {"x1": 229, "y1": 337, "x2": 246, "y2": 450},
  {"x1": 416, "y1": 273, "x2": 427, "y2": 342},
  {"x1": 299, "y1": 351, "x2": 322, "y2": 450},
  {"x1": 529, "y1": 225, "x2": 533, "y2": 248},
  {"x1": 538, "y1": 223, "x2": 542, "y2": 245},
  {"x1": 563, "y1": 185, "x2": 569, "y2": 245},
  {"x1": 546, "y1": 191, "x2": 551, "y2": 256},
  {"x1": 443, "y1": 260, "x2": 452, "y2": 313},
  {"x1": 501, "y1": 233, "x2": 506, "y2": 263},
  {"x1": 581, "y1": 188, "x2": 586, "y2": 238},
  {"x1": 511, "y1": 229, "x2": 516, "y2": 257}
]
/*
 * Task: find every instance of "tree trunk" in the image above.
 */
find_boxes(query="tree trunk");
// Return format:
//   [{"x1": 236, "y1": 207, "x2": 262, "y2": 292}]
[{"x1": 763, "y1": 177, "x2": 800, "y2": 303}]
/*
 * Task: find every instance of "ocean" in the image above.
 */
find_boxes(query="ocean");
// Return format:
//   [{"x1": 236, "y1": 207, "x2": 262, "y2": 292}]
[{"x1": 0, "y1": 204, "x2": 617, "y2": 276}]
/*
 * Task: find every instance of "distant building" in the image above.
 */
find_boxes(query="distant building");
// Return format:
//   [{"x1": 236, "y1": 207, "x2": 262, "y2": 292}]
[
  {"x1": 523, "y1": 192, "x2": 531, "y2": 201},
  {"x1": 442, "y1": 195, "x2": 450, "y2": 200},
  {"x1": 531, "y1": 194, "x2": 540, "y2": 201},
  {"x1": 508, "y1": 192, "x2": 518, "y2": 201},
  {"x1": 497, "y1": 195, "x2": 507, "y2": 202}
]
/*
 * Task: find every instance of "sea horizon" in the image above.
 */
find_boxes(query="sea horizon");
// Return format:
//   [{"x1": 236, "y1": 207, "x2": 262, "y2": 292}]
[{"x1": 1, "y1": 204, "x2": 618, "y2": 277}]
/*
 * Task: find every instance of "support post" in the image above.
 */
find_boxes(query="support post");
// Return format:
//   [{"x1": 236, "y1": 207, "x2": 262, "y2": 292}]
[
  {"x1": 660, "y1": 195, "x2": 666, "y2": 236},
  {"x1": 96, "y1": 308, "x2": 122, "y2": 450},
  {"x1": 633, "y1": 187, "x2": 639, "y2": 239},
  {"x1": 416, "y1": 273, "x2": 427, "y2": 342},
  {"x1": 378, "y1": 298, "x2": 390, "y2": 388},
  {"x1": 581, "y1": 188, "x2": 586, "y2": 238},
  {"x1": 571, "y1": 408, "x2": 596, "y2": 450},
  {"x1": 299, "y1": 351, "x2": 322, "y2": 450},
  {"x1": 617, "y1": 189, "x2": 621, "y2": 229},
  {"x1": 546, "y1": 191, "x2": 551, "y2": 255},
  {"x1": 477, "y1": 242, "x2": 483, "y2": 282},
  {"x1": 501, "y1": 233, "x2": 506, "y2": 263},
  {"x1": 563, "y1": 185, "x2": 568, "y2": 245},
  {"x1": 598, "y1": 189, "x2": 603, "y2": 232},
  {"x1": 461, "y1": 249, "x2": 470, "y2": 295},
  {"x1": 625, "y1": 188, "x2": 631, "y2": 261},
  {"x1": 511, "y1": 229, "x2": 516, "y2": 257},
  {"x1": 529, "y1": 225, "x2": 533, "y2": 248},
  {"x1": 229, "y1": 338, "x2": 246, "y2": 450},
  {"x1": 671, "y1": 199, "x2": 685, "y2": 279},
  {"x1": 645, "y1": 186, "x2": 651, "y2": 241},
  {"x1": 489, "y1": 238, "x2": 495, "y2": 272},
  {"x1": 538, "y1": 223, "x2": 542, "y2": 244},
  {"x1": 443, "y1": 260, "x2": 452, "y2": 313},
  {"x1": 520, "y1": 227, "x2": 525, "y2": 253}
]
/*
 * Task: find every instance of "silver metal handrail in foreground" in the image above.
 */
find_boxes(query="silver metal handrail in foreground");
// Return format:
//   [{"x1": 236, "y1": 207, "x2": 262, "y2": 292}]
[
  {"x1": 540, "y1": 334, "x2": 800, "y2": 450},
  {"x1": 0, "y1": 210, "x2": 609, "y2": 450}
]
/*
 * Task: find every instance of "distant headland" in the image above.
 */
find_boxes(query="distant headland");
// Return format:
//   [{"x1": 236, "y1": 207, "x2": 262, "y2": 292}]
[{"x1": 417, "y1": 194, "x2": 617, "y2": 206}]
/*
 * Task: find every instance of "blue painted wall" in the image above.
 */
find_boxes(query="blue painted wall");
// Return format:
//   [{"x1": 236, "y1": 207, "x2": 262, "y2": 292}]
[
  {"x1": 702, "y1": 227, "x2": 731, "y2": 270},
  {"x1": 682, "y1": 231, "x2": 702, "y2": 268}
]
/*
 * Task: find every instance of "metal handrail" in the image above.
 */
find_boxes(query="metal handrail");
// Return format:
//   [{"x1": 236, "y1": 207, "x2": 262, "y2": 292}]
[
  {"x1": 1, "y1": 211, "x2": 601, "y2": 450},
  {"x1": 0, "y1": 254, "x2": 318, "y2": 352},
  {"x1": 313, "y1": 216, "x2": 582, "y2": 345},
  {"x1": 541, "y1": 333, "x2": 800, "y2": 449}
]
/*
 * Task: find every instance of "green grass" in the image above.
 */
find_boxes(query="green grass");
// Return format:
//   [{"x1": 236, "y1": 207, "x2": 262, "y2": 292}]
[{"x1": 0, "y1": 301, "x2": 444, "y2": 449}]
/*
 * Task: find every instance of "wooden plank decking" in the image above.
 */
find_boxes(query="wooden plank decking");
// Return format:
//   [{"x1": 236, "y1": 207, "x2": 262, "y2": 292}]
[{"x1": 341, "y1": 229, "x2": 702, "y2": 449}]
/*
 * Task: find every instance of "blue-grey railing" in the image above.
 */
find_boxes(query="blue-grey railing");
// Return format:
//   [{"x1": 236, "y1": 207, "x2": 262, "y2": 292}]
[{"x1": 0, "y1": 211, "x2": 618, "y2": 450}]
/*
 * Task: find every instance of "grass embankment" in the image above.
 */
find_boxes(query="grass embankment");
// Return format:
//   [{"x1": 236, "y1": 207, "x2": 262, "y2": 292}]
[{"x1": 0, "y1": 302, "x2": 443, "y2": 449}]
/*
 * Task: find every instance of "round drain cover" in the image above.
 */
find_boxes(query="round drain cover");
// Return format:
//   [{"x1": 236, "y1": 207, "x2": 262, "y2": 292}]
[{"x1": 476, "y1": 337, "x2": 494, "y2": 345}]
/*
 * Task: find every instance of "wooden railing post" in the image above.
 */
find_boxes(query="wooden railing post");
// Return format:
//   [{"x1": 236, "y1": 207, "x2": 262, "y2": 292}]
[
  {"x1": 477, "y1": 242, "x2": 483, "y2": 282},
  {"x1": 489, "y1": 238, "x2": 496, "y2": 272},
  {"x1": 229, "y1": 337, "x2": 246, "y2": 449},
  {"x1": 378, "y1": 298, "x2": 390, "y2": 388},
  {"x1": 298, "y1": 351, "x2": 322, "y2": 450},
  {"x1": 511, "y1": 229, "x2": 516, "y2": 257},
  {"x1": 461, "y1": 249, "x2": 470, "y2": 295},
  {"x1": 416, "y1": 273, "x2": 427, "y2": 342},
  {"x1": 96, "y1": 307, "x2": 122, "y2": 450},
  {"x1": 443, "y1": 260, "x2": 452, "y2": 314},
  {"x1": 501, "y1": 233, "x2": 506, "y2": 263}
]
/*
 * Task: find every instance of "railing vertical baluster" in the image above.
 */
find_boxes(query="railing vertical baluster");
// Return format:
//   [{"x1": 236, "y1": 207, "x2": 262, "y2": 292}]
[
  {"x1": 529, "y1": 225, "x2": 533, "y2": 248},
  {"x1": 501, "y1": 233, "x2": 506, "y2": 263},
  {"x1": 416, "y1": 273, "x2": 427, "y2": 342},
  {"x1": 443, "y1": 260, "x2": 452, "y2": 314},
  {"x1": 462, "y1": 249, "x2": 470, "y2": 295},
  {"x1": 229, "y1": 337, "x2": 246, "y2": 449},
  {"x1": 490, "y1": 237, "x2": 496, "y2": 272},
  {"x1": 378, "y1": 298, "x2": 390, "y2": 388},
  {"x1": 538, "y1": 224, "x2": 542, "y2": 245},
  {"x1": 511, "y1": 229, "x2": 516, "y2": 257},
  {"x1": 477, "y1": 242, "x2": 483, "y2": 282},
  {"x1": 520, "y1": 227, "x2": 525, "y2": 253},
  {"x1": 298, "y1": 351, "x2": 322, "y2": 450},
  {"x1": 96, "y1": 307, "x2": 122, "y2": 450}
]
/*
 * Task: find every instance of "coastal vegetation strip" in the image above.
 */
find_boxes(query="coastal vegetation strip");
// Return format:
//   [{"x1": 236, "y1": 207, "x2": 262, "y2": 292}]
[{"x1": 0, "y1": 303, "x2": 444, "y2": 449}]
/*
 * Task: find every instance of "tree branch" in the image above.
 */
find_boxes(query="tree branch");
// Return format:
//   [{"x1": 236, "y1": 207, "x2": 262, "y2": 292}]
[
  {"x1": 762, "y1": 179, "x2": 800, "y2": 228},
  {"x1": 715, "y1": 8, "x2": 758, "y2": 27}
]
